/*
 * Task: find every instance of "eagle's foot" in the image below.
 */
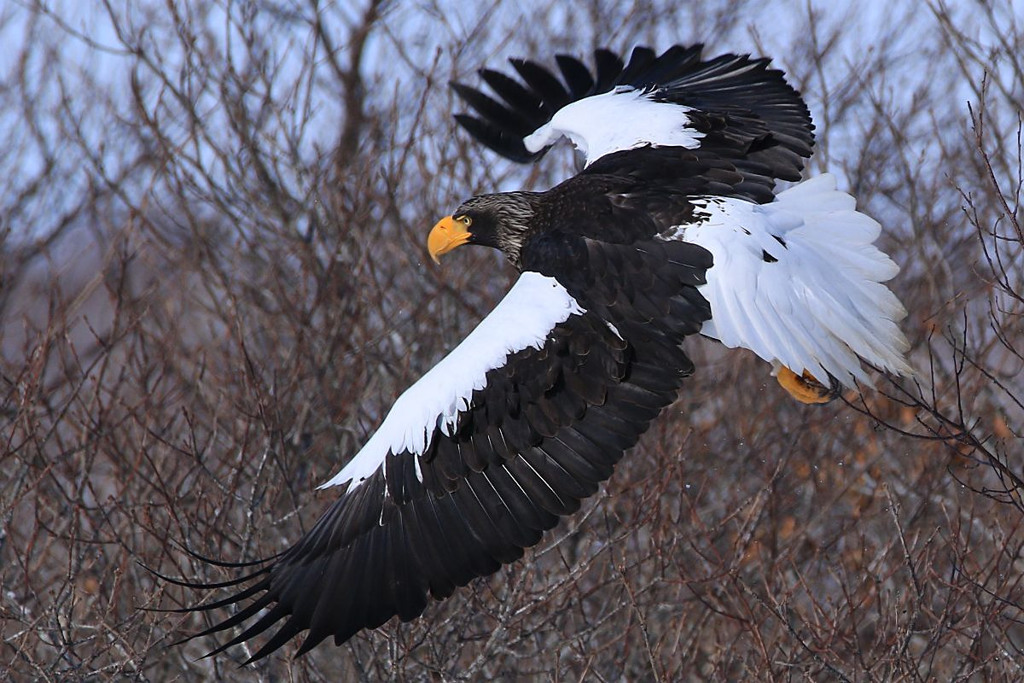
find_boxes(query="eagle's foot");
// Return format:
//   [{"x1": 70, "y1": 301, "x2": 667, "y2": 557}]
[{"x1": 775, "y1": 366, "x2": 840, "y2": 404}]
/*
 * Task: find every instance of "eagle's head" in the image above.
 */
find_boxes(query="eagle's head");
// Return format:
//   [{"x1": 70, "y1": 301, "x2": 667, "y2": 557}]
[{"x1": 428, "y1": 191, "x2": 537, "y2": 269}]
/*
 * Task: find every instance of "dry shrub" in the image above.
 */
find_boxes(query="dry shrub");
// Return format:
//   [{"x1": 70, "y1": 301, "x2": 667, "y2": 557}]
[{"x1": 1, "y1": 1, "x2": 1021, "y2": 680}]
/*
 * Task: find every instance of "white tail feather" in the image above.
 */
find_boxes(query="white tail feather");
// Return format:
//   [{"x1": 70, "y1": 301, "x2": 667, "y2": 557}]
[{"x1": 665, "y1": 174, "x2": 912, "y2": 386}]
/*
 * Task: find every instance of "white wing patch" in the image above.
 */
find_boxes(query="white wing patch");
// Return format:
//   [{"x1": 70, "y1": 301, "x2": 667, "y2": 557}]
[
  {"x1": 524, "y1": 87, "x2": 703, "y2": 166},
  {"x1": 320, "y1": 272, "x2": 586, "y2": 490},
  {"x1": 664, "y1": 174, "x2": 911, "y2": 385}
]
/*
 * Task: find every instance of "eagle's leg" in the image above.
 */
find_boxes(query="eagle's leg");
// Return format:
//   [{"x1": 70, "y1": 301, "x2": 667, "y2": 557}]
[{"x1": 774, "y1": 365, "x2": 840, "y2": 404}]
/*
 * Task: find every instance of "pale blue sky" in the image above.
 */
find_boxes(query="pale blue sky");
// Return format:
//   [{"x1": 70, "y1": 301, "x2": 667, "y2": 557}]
[{"x1": 1, "y1": 0, "x2": 1019, "y2": 241}]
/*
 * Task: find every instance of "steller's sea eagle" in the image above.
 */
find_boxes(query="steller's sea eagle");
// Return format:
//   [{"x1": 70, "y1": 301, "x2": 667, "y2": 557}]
[{"x1": 171, "y1": 44, "x2": 911, "y2": 662}]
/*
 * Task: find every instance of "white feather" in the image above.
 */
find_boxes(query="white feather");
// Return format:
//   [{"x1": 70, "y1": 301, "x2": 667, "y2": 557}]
[
  {"x1": 663, "y1": 174, "x2": 911, "y2": 385},
  {"x1": 320, "y1": 272, "x2": 586, "y2": 490},
  {"x1": 524, "y1": 87, "x2": 703, "y2": 165}
]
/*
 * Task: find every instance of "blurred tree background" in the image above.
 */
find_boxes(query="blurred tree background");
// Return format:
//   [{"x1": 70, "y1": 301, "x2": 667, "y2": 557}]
[{"x1": 1, "y1": 0, "x2": 1021, "y2": 680}]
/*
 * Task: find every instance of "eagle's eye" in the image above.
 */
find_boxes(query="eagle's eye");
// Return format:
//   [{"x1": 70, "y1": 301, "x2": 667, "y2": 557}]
[{"x1": 456, "y1": 215, "x2": 472, "y2": 227}]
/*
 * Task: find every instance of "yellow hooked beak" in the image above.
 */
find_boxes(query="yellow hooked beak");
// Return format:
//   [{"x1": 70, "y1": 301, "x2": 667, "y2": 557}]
[{"x1": 428, "y1": 215, "x2": 472, "y2": 263}]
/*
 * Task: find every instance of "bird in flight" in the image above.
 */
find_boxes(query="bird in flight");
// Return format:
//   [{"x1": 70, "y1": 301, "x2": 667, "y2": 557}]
[{"x1": 172, "y1": 44, "x2": 910, "y2": 662}]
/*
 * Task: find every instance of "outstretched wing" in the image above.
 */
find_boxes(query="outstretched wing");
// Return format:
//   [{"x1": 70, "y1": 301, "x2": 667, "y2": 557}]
[
  {"x1": 452, "y1": 44, "x2": 815, "y2": 201},
  {"x1": 181, "y1": 251, "x2": 711, "y2": 661}
]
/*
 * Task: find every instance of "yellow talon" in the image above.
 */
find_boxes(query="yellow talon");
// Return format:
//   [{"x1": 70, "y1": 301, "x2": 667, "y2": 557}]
[{"x1": 776, "y1": 366, "x2": 839, "y2": 404}]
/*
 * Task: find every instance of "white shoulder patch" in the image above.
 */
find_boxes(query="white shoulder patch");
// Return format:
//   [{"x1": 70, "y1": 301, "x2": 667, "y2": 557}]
[
  {"x1": 524, "y1": 87, "x2": 703, "y2": 166},
  {"x1": 320, "y1": 272, "x2": 586, "y2": 490}
]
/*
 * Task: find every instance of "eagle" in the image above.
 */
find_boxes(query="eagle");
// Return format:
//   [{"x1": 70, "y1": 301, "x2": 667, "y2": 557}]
[{"x1": 172, "y1": 44, "x2": 911, "y2": 662}]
